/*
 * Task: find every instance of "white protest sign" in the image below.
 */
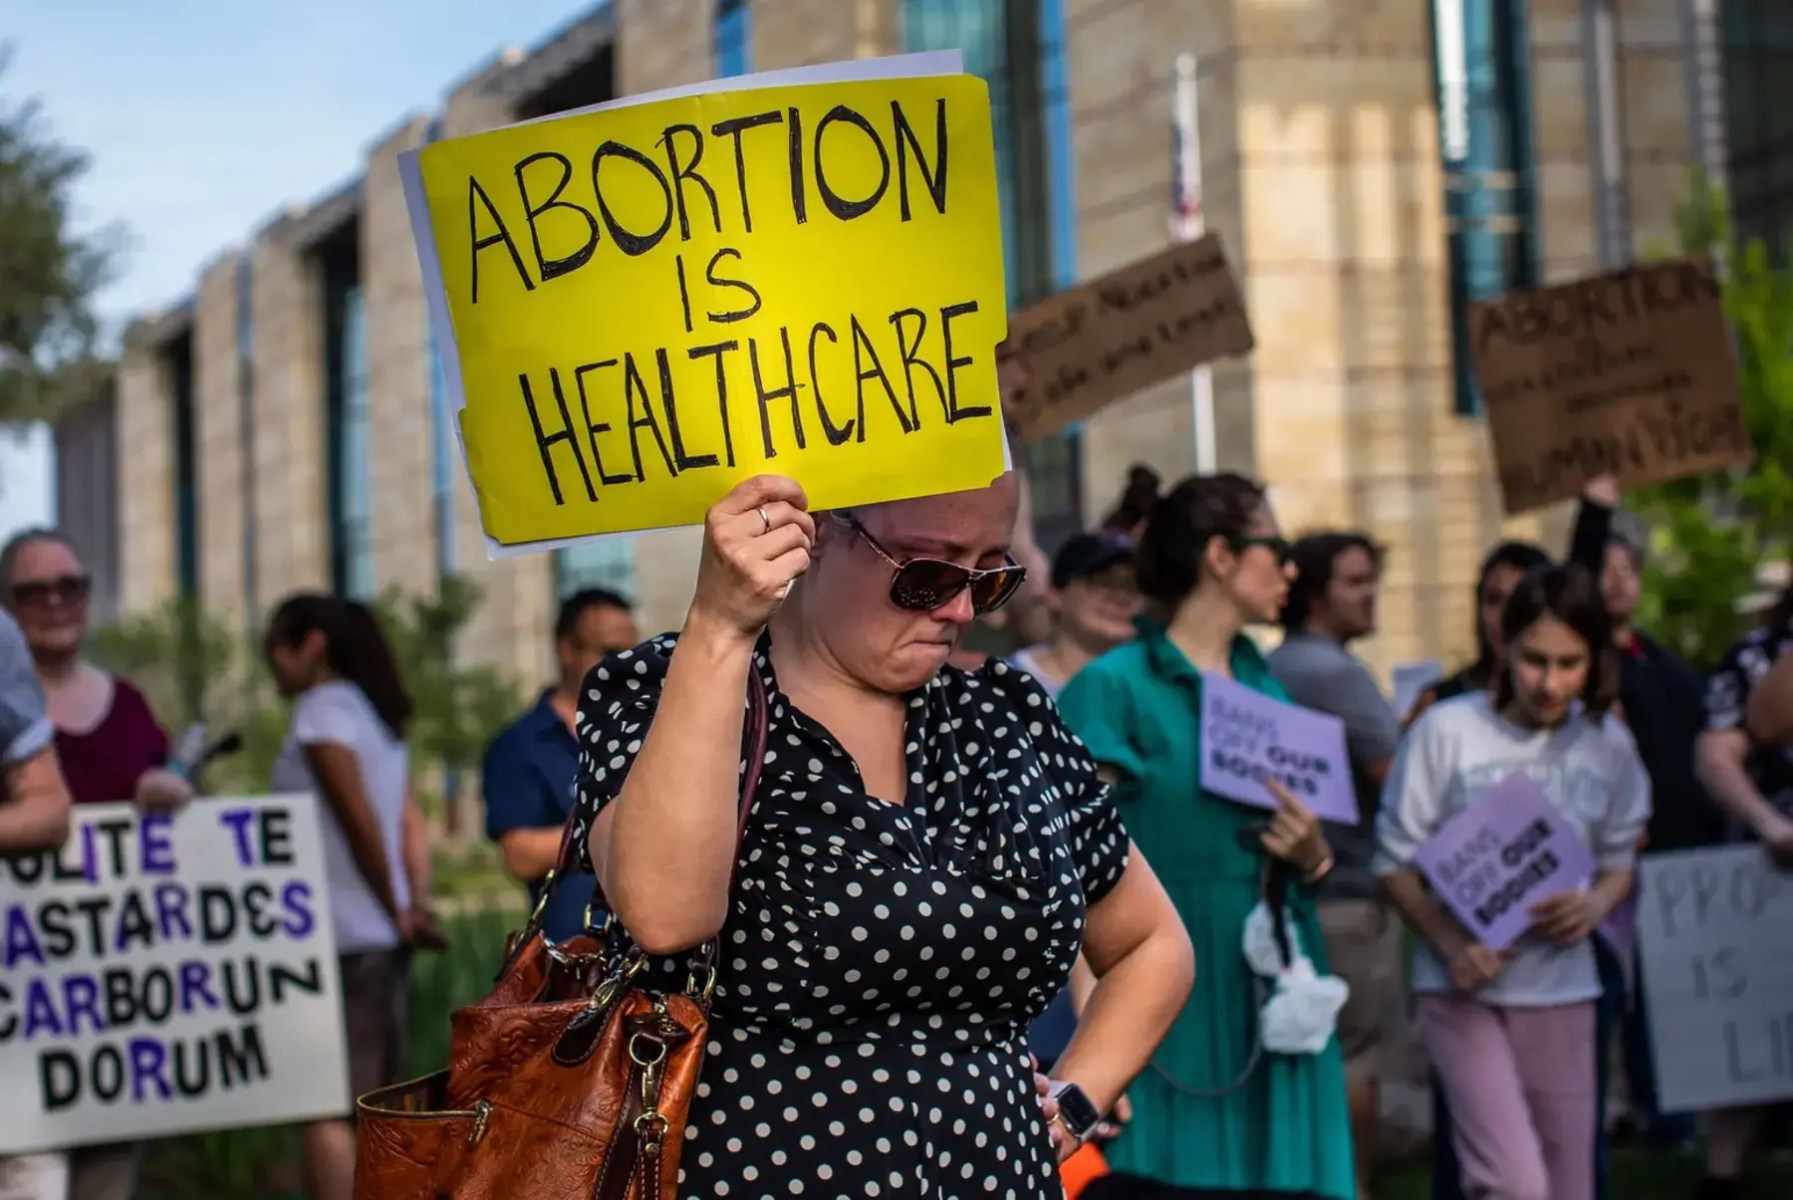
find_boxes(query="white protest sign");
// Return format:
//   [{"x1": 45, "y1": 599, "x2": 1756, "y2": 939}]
[
  {"x1": 1638, "y1": 845, "x2": 1793, "y2": 1112},
  {"x1": 1198, "y1": 673, "x2": 1357, "y2": 825},
  {"x1": 1410, "y1": 772, "x2": 1597, "y2": 952},
  {"x1": 0, "y1": 796, "x2": 347, "y2": 1154},
  {"x1": 1391, "y1": 660, "x2": 1442, "y2": 723}
]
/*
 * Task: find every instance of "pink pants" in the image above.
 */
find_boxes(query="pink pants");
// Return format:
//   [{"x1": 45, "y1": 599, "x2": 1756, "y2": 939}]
[{"x1": 1417, "y1": 994, "x2": 1596, "y2": 1200}]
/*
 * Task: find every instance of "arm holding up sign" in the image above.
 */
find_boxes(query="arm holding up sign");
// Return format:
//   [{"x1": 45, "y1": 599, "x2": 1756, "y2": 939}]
[{"x1": 585, "y1": 477, "x2": 814, "y2": 954}]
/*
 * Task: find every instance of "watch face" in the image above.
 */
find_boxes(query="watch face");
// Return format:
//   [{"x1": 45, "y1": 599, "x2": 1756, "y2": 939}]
[{"x1": 1049, "y1": 1082, "x2": 1102, "y2": 1138}]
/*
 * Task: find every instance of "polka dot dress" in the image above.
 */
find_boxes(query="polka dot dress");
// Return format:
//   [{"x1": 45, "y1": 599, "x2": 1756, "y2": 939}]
[{"x1": 569, "y1": 635, "x2": 1130, "y2": 1199}]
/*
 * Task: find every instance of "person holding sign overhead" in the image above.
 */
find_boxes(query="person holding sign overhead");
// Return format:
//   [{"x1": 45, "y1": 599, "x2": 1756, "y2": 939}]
[
  {"x1": 567, "y1": 471, "x2": 1193, "y2": 1198},
  {"x1": 1376, "y1": 564, "x2": 1650, "y2": 1200},
  {"x1": 1055, "y1": 472, "x2": 1356, "y2": 1200}
]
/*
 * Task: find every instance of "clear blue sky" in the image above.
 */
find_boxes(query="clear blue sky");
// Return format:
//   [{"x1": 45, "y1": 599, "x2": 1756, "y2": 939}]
[{"x1": 0, "y1": 0, "x2": 601, "y2": 540}]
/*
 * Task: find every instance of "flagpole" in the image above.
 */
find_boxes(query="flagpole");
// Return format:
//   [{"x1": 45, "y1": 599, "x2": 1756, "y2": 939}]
[{"x1": 1175, "y1": 53, "x2": 1217, "y2": 474}]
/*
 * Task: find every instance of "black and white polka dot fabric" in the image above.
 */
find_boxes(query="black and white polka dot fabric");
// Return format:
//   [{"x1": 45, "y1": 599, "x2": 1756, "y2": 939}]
[{"x1": 569, "y1": 634, "x2": 1130, "y2": 1198}]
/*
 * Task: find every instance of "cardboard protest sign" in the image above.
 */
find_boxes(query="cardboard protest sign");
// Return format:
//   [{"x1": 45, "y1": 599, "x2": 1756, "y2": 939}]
[
  {"x1": 1003, "y1": 235, "x2": 1254, "y2": 443},
  {"x1": 0, "y1": 797, "x2": 346, "y2": 1154},
  {"x1": 1412, "y1": 772, "x2": 1597, "y2": 952},
  {"x1": 1469, "y1": 255, "x2": 1751, "y2": 514},
  {"x1": 1198, "y1": 673, "x2": 1357, "y2": 825},
  {"x1": 404, "y1": 57, "x2": 1009, "y2": 548},
  {"x1": 1638, "y1": 845, "x2": 1793, "y2": 1111}
]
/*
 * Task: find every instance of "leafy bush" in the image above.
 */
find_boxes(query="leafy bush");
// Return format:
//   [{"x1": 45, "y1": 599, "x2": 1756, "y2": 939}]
[{"x1": 1628, "y1": 173, "x2": 1793, "y2": 668}]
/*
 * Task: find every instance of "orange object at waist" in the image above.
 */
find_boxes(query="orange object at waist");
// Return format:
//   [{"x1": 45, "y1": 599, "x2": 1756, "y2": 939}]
[{"x1": 1060, "y1": 1142, "x2": 1109, "y2": 1198}]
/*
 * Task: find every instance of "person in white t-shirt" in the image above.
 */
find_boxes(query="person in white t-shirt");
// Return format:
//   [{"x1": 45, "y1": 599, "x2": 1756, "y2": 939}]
[
  {"x1": 1376, "y1": 564, "x2": 1650, "y2": 1200},
  {"x1": 265, "y1": 593, "x2": 413, "y2": 1200}
]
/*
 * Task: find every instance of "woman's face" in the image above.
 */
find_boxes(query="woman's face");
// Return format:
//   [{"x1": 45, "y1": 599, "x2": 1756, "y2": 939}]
[
  {"x1": 807, "y1": 478, "x2": 1020, "y2": 694},
  {"x1": 1216, "y1": 504, "x2": 1293, "y2": 625},
  {"x1": 1506, "y1": 613, "x2": 1589, "y2": 727},
  {"x1": 1058, "y1": 564, "x2": 1141, "y2": 650},
  {"x1": 6, "y1": 538, "x2": 90, "y2": 663},
  {"x1": 1479, "y1": 563, "x2": 1528, "y2": 661}
]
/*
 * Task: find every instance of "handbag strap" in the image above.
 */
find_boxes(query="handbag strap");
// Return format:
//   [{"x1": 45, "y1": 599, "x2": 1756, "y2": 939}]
[{"x1": 504, "y1": 665, "x2": 773, "y2": 979}]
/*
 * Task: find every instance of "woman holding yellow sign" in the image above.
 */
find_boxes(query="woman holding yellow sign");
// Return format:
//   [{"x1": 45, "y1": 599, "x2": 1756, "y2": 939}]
[{"x1": 566, "y1": 470, "x2": 1192, "y2": 1196}]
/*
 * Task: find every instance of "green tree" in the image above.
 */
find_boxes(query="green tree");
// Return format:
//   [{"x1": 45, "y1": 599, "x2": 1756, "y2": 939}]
[
  {"x1": 1627, "y1": 173, "x2": 1793, "y2": 668},
  {"x1": 0, "y1": 47, "x2": 119, "y2": 428}
]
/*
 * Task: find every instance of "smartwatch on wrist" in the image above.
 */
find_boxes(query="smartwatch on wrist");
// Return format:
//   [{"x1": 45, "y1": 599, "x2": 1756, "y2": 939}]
[{"x1": 1047, "y1": 1081, "x2": 1103, "y2": 1144}]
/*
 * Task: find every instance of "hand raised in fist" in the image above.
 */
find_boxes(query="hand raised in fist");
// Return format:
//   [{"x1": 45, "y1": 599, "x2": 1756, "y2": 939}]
[{"x1": 689, "y1": 476, "x2": 816, "y2": 642}]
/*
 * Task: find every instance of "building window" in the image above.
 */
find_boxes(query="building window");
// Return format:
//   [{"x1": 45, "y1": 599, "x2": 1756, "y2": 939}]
[
  {"x1": 234, "y1": 258, "x2": 258, "y2": 624},
  {"x1": 554, "y1": 537, "x2": 636, "y2": 601},
  {"x1": 428, "y1": 325, "x2": 457, "y2": 581},
  {"x1": 167, "y1": 332, "x2": 199, "y2": 601},
  {"x1": 715, "y1": 0, "x2": 751, "y2": 79},
  {"x1": 323, "y1": 244, "x2": 374, "y2": 600},
  {"x1": 904, "y1": 0, "x2": 1083, "y2": 547},
  {"x1": 1723, "y1": 1, "x2": 1793, "y2": 258},
  {"x1": 1431, "y1": 0, "x2": 1540, "y2": 414}
]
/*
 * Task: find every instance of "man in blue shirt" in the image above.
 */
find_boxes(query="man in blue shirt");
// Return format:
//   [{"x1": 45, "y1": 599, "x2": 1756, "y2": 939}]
[{"x1": 482, "y1": 588, "x2": 640, "y2": 941}]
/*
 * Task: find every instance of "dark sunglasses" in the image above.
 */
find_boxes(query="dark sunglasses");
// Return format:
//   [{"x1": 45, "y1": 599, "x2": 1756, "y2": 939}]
[
  {"x1": 1234, "y1": 535, "x2": 1291, "y2": 565},
  {"x1": 9, "y1": 574, "x2": 91, "y2": 609},
  {"x1": 841, "y1": 517, "x2": 1027, "y2": 615}
]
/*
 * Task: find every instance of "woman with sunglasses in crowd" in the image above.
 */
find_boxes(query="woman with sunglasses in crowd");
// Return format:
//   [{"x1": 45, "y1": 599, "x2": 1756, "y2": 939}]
[
  {"x1": 0, "y1": 529, "x2": 192, "y2": 1200},
  {"x1": 1055, "y1": 473, "x2": 1356, "y2": 1199},
  {"x1": 567, "y1": 472, "x2": 1193, "y2": 1198}
]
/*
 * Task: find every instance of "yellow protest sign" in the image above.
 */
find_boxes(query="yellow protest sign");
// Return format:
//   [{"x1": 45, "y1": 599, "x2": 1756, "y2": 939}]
[{"x1": 414, "y1": 74, "x2": 1009, "y2": 545}]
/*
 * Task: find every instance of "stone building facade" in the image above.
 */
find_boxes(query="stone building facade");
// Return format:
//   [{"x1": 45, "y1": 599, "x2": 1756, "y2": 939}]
[{"x1": 92, "y1": 0, "x2": 1731, "y2": 691}]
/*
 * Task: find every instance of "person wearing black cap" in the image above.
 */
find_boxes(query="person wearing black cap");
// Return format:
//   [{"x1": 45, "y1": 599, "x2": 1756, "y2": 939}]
[{"x1": 1011, "y1": 530, "x2": 1143, "y2": 698}]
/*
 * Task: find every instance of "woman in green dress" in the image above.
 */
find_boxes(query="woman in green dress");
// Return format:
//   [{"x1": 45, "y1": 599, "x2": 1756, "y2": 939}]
[{"x1": 1057, "y1": 472, "x2": 1356, "y2": 1199}]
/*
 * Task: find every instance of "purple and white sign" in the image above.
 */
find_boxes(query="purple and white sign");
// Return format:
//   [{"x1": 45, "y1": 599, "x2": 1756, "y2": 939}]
[
  {"x1": 1413, "y1": 772, "x2": 1597, "y2": 952},
  {"x1": 1198, "y1": 672, "x2": 1358, "y2": 825},
  {"x1": 0, "y1": 796, "x2": 346, "y2": 1154}
]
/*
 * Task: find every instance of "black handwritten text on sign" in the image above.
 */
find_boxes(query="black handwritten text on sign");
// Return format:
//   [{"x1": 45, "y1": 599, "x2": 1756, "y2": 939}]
[
  {"x1": 1003, "y1": 234, "x2": 1255, "y2": 444},
  {"x1": 1468, "y1": 255, "x2": 1751, "y2": 515}
]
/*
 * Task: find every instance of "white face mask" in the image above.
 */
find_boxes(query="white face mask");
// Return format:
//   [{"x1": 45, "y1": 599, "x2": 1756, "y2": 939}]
[{"x1": 1242, "y1": 901, "x2": 1349, "y2": 1057}]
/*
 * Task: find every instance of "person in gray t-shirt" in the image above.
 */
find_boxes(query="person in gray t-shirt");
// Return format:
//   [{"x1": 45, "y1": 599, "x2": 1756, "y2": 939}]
[
  {"x1": 1268, "y1": 531, "x2": 1401, "y2": 1199},
  {"x1": 0, "y1": 605, "x2": 69, "y2": 851}
]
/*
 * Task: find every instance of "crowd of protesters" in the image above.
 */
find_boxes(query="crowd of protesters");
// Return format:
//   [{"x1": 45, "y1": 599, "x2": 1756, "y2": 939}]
[{"x1": 7, "y1": 430, "x2": 1793, "y2": 1200}]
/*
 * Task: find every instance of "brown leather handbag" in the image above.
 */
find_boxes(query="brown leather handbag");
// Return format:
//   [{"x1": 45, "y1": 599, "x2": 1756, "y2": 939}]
[{"x1": 354, "y1": 675, "x2": 771, "y2": 1199}]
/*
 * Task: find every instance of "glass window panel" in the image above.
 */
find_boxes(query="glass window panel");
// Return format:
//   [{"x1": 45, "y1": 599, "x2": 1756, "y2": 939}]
[
  {"x1": 1432, "y1": 0, "x2": 1537, "y2": 414},
  {"x1": 555, "y1": 537, "x2": 637, "y2": 600},
  {"x1": 715, "y1": 0, "x2": 751, "y2": 79}
]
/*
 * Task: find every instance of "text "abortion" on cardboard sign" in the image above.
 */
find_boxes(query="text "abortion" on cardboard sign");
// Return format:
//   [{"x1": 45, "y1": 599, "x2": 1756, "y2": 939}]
[{"x1": 1469, "y1": 255, "x2": 1751, "y2": 515}]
